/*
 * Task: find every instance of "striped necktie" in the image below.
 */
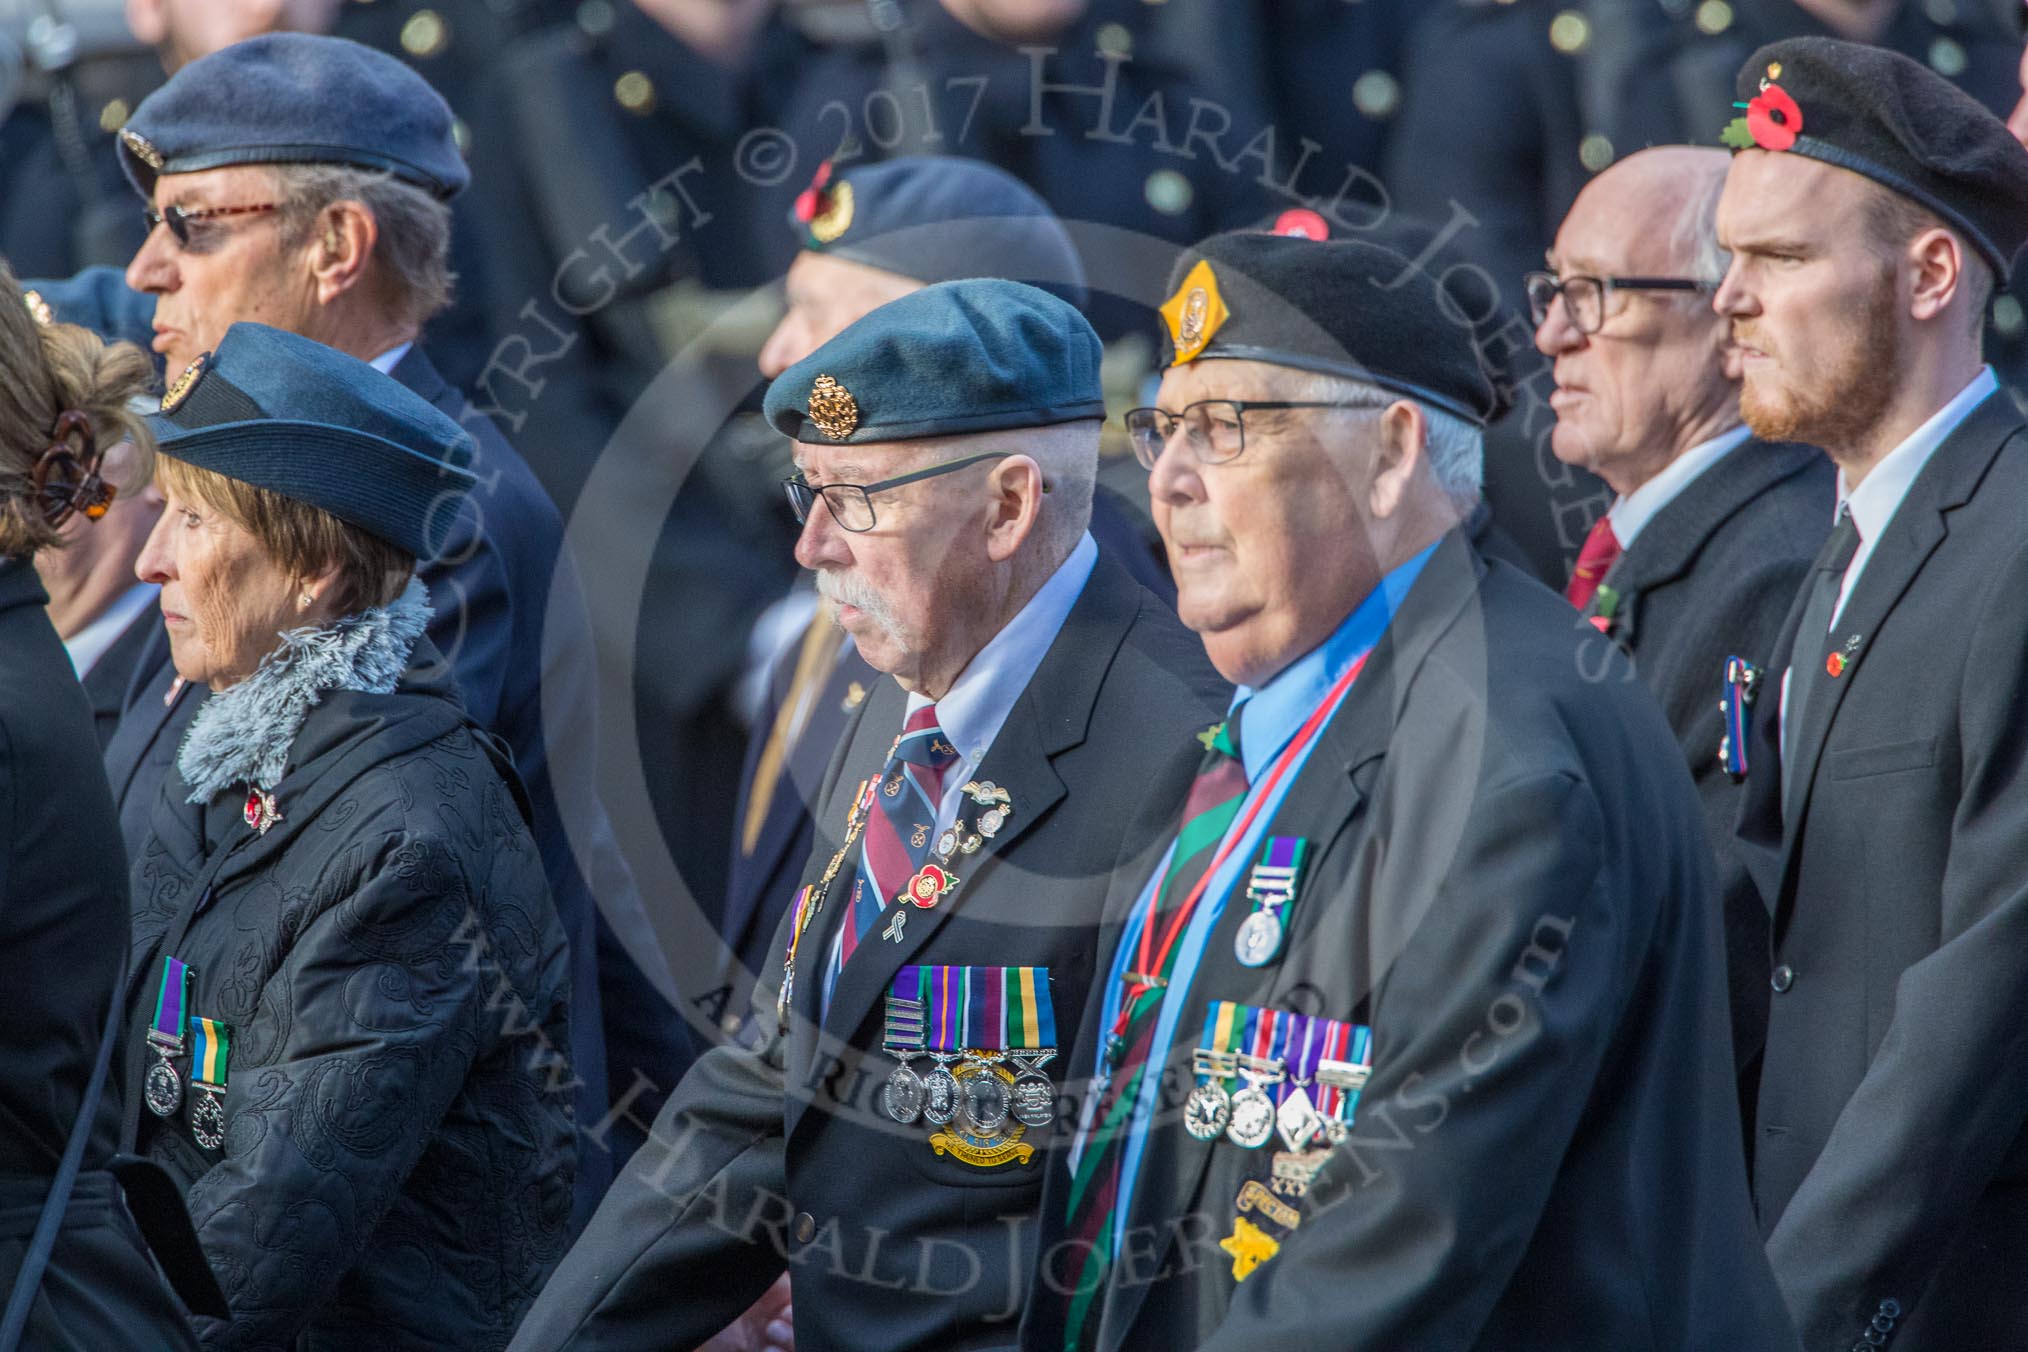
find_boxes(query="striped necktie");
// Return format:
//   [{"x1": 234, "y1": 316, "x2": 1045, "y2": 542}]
[
  {"x1": 1056, "y1": 718, "x2": 1250, "y2": 1350},
  {"x1": 827, "y1": 705, "x2": 959, "y2": 1007}
]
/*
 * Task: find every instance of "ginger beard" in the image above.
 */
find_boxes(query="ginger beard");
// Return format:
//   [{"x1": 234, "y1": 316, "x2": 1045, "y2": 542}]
[{"x1": 1737, "y1": 265, "x2": 1900, "y2": 452}]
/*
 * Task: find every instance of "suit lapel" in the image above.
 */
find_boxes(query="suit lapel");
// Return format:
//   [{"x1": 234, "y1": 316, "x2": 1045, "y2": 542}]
[
  {"x1": 1097, "y1": 533, "x2": 1482, "y2": 1352},
  {"x1": 1594, "y1": 440, "x2": 1820, "y2": 645},
  {"x1": 1774, "y1": 396, "x2": 2019, "y2": 912},
  {"x1": 787, "y1": 559, "x2": 1144, "y2": 1142}
]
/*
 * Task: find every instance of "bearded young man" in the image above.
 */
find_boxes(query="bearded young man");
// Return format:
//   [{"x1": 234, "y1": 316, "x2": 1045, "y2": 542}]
[{"x1": 1716, "y1": 36, "x2": 2028, "y2": 1349}]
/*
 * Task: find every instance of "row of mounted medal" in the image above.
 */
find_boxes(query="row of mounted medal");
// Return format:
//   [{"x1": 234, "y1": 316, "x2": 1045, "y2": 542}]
[{"x1": 1184, "y1": 1005, "x2": 1373, "y2": 1153}]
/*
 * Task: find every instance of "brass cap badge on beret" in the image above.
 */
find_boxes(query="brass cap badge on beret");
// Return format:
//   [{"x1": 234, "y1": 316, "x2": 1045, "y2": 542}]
[
  {"x1": 808, "y1": 373, "x2": 860, "y2": 440},
  {"x1": 1160, "y1": 259, "x2": 1230, "y2": 364},
  {"x1": 161, "y1": 353, "x2": 208, "y2": 413},
  {"x1": 120, "y1": 127, "x2": 165, "y2": 169}
]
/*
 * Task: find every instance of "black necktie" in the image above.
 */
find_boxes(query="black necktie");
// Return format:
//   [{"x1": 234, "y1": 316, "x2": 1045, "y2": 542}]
[{"x1": 1783, "y1": 508, "x2": 1862, "y2": 806}]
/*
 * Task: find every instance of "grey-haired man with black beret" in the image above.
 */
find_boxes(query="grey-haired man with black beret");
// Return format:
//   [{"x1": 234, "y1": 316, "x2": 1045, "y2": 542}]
[
  {"x1": 508, "y1": 278, "x2": 1225, "y2": 1352},
  {"x1": 1717, "y1": 36, "x2": 2028, "y2": 1350},
  {"x1": 1019, "y1": 228, "x2": 1794, "y2": 1352},
  {"x1": 97, "y1": 30, "x2": 681, "y2": 1228}
]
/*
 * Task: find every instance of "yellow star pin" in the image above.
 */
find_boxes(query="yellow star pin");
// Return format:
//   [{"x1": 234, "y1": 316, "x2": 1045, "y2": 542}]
[
  {"x1": 1159, "y1": 259, "x2": 1230, "y2": 364},
  {"x1": 1196, "y1": 722, "x2": 1225, "y2": 752},
  {"x1": 1219, "y1": 1215, "x2": 1279, "y2": 1282}
]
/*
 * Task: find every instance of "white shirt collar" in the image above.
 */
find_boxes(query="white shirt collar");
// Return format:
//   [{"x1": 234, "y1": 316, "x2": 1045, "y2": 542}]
[
  {"x1": 1837, "y1": 365, "x2": 1998, "y2": 539},
  {"x1": 903, "y1": 532, "x2": 1098, "y2": 787},
  {"x1": 1829, "y1": 365, "x2": 1998, "y2": 626},
  {"x1": 63, "y1": 582, "x2": 158, "y2": 679},
  {"x1": 368, "y1": 342, "x2": 415, "y2": 376},
  {"x1": 1606, "y1": 424, "x2": 1750, "y2": 549}
]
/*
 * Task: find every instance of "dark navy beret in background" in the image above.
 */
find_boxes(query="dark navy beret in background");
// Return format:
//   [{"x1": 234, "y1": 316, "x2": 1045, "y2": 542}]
[
  {"x1": 788, "y1": 156, "x2": 1089, "y2": 308},
  {"x1": 764, "y1": 279, "x2": 1105, "y2": 445},
  {"x1": 1157, "y1": 228, "x2": 1512, "y2": 427},
  {"x1": 1728, "y1": 37, "x2": 2028, "y2": 276},
  {"x1": 117, "y1": 32, "x2": 468, "y2": 202},
  {"x1": 23, "y1": 266, "x2": 160, "y2": 359},
  {"x1": 147, "y1": 323, "x2": 476, "y2": 560}
]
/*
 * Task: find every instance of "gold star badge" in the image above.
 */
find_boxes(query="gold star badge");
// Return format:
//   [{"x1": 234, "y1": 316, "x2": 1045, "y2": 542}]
[
  {"x1": 1160, "y1": 259, "x2": 1230, "y2": 364},
  {"x1": 120, "y1": 127, "x2": 164, "y2": 169},
  {"x1": 161, "y1": 353, "x2": 207, "y2": 413},
  {"x1": 1219, "y1": 1215, "x2": 1279, "y2": 1282},
  {"x1": 808, "y1": 373, "x2": 860, "y2": 440}
]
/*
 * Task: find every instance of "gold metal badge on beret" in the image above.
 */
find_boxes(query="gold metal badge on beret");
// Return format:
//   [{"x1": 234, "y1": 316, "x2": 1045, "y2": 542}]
[
  {"x1": 21, "y1": 290, "x2": 52, "y2": 328},
  {"x1": 810, "y1": 180, "x2": 855, "y2": 245},
  {"x1": 161, "y1": 353, "x2": 207, "y2": 413},
  {"x1": 120, "y1": 128, "x2": 164, "y2": 169},
  {"x1": 808, "y1": 373, "x2": 860, "y2": 440},
  {"x1": 1160, "y1": 259, "x2": 1230, "y2": 364}
]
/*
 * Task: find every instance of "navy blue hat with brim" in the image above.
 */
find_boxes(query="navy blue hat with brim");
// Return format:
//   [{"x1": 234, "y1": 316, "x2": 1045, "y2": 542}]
[
  {"x1": 118, "y1": 32, "x2": 468, "y2": 201},
  {"x1": 146, "y1": 323, "x2": 476, "y2": 561},
  {"x1": 763, "y1": 278, "x2": 1104, "y2": 445},
  {"x1": 1158, "y1": 229, "x2": 1510, "y2": 427},
  {"x1": 788, "y1": 156, "x2": 1089, "y2": 307},
  {"x1": 1727, "y1": 38, "x2": 2028, "y2": 276}
]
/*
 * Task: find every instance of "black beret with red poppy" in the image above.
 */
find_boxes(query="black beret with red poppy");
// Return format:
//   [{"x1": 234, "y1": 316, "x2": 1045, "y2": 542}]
[{"x1": 1726, "y1": 37, "x2": 2028, "y2": 276}]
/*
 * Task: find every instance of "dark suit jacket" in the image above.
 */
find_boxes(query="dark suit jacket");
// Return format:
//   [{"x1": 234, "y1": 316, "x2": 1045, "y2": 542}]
[
  {"x1": 1023, "y1": 532, "x2": 1797, "y2": 1352},
  {"x1": 1583, "y1": 439, "x2": 1833, "y2": 1088},
  {"x1": 1733, "y1": 391, "x2": 2028, "y2": 1350},
  {"x1": 506, "y1": 555, "x2": 1228, "y2": 1352},
  {"x1": 0, "y1": 559, "x2": 195, "y2": 1349},
  {"x1": 80, "y1": 603, "x2": 160, "y2": 752}
]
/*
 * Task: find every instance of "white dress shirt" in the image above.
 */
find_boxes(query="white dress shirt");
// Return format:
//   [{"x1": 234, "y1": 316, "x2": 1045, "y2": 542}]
[
  {"x1": 64, "y1": 582, "x2": 159, "y2": 678},
  {"x1": 1607, "y1": 424, "x2": 1751, "y2": 549},
  {"x1": 1780, "y1": 366, "x2": 1998, "y2": 753}
]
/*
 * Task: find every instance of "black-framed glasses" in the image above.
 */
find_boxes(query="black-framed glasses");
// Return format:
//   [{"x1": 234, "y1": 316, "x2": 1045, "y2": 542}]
[
  {"x1": 783, "y1": 450, "x2": 1012, "y2": 532},
  {"x1": 142, "y1": 200, "x2": 281, "y2": 247},
  {"x1": 1123, "y1": 399, "x2": 1376, "y2": 469},
  {"x1": 1524, "y1": 271, "x2": 1716, "y2": 334}
]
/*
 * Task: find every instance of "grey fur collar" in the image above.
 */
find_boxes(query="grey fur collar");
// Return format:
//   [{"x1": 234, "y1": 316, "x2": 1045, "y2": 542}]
[{"x1": 178, "y1": 578, "x2": 432, "y2": 803}]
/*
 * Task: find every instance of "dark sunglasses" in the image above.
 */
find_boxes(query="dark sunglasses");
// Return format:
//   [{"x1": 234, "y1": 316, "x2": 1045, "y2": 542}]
[{"x1": 142, "y1": 200, "x2": 281, "y2": 247}]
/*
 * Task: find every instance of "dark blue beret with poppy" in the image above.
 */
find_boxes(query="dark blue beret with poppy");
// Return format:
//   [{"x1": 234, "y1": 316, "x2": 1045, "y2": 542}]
[
  {"x1": 117, "y1": 32, "x2": 468, "y2": 202},
  {"x1": 788, "y1": 156, "x2": 1088, "y2": 308},
  {"x1": 1726, "y1": 37, "x2": 2028, "y2": 276},
  {"x1": 147, "y1": 323, "x2": 476, "y2": 560}
]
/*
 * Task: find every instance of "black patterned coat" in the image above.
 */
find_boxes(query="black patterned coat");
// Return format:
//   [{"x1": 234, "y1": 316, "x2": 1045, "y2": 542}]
[{"x1": 124, "y1": 626, "x2": 576, "y2": 1351}]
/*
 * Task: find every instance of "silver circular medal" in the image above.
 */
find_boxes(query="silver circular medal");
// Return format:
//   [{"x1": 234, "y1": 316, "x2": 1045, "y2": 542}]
[
  {"x1": 883, "y1": 1063, "x2": 926, "y2": 1124},
  {"x1": 962, "y1": 1072, "x2": 1011, "y2": 1138},
  {"x1": 1184, "y1": 1080, "x2": 1232, "y2": 1141},
  {"x1": 1234, "y1": 908, "x2": 1285, "y2": 967},
  {"x1": 191, "y1": 1092, "x2": 226, "y2": 1149},
  {"x1": 144, "y1": 1058, "x2": 183, "y2": 1117},
  {"x1": 923, "y1": 1064, "x2": 960, "y2": 1126},
  {"x1": 1010, "y1": 1071, "x2": 1055, "y2": 1128},
  {"x1": 1226, "y1": 1084, "x2": 1276, "y2": 1149}
]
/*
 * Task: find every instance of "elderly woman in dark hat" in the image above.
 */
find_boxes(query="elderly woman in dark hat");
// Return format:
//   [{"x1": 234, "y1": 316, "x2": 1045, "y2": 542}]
[{"x1": 122, "y1": 321, "x2": 575, "y2": 1349}]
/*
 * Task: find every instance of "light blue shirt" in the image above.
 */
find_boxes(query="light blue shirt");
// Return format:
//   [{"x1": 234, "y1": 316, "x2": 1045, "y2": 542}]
[{"x1": 1076, "y1": 540, "x2": 1437, "y2": 1249}]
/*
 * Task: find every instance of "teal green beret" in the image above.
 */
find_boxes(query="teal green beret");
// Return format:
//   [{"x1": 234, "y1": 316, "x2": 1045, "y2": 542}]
[{"x1": 763, "y1": 279, "x2": 1104, "y2": 445}]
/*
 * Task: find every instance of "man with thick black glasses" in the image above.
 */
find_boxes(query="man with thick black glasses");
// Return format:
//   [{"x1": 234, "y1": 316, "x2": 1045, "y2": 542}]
[
  {"x1": 1533, "y1": 146, "x2": 1833, "y2": 1123},
  {"x1": 509, "y1": 278, "x2": 1225, "y2": 1352}
]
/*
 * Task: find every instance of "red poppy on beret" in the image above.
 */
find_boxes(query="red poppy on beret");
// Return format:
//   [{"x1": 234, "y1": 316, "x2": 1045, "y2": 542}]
[
  {"x1": 1748, "y1": 85, "x2": 1804, "y2": 152},
  {"x1": 793, "y1": 160, "x2": 836, "y2": 225}
]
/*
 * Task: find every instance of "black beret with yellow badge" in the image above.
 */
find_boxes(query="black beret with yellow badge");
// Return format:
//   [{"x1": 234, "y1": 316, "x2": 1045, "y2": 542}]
[{"x1": 1156, "y1": 228, "x2": 1512, "y2": 426}]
